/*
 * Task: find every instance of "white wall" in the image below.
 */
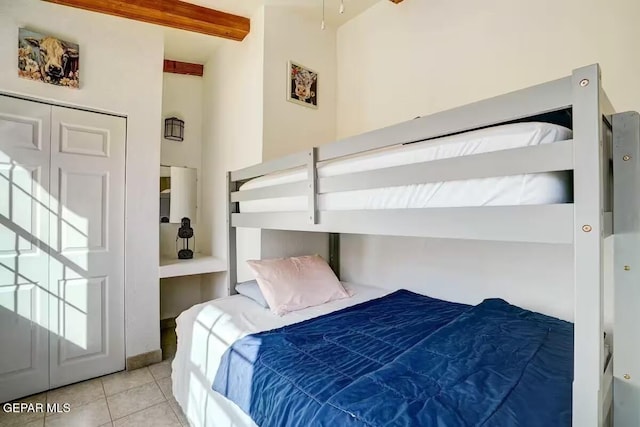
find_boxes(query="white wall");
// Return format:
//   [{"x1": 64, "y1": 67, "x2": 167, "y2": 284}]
[
  {"x1": 160, "y1": 73, "x2": 204, "y2": 258},
  {"x1": 262, "y1": 6, "x2": 337, "y2": 160},
  {"x1": 334, "y1": 0, "x2": 638, "y2": 323},
  {"x1": 341, "y1": 236, "x2": 575, "y2": 318},
  {"x1": 200, "y1": 6, "x2": 266, "y2": 299},
  {"x1": 0, "y1": 0, "x2": 164, "y2": 357},
  {"x1": 261, "y1": 230, "x2": 329, "y2": 261},
  {"x1": 161, "y1": 74, "x2": 204, "y2": 184},
  {"x1": 337, "y1": 0, "x2": 640, "y2": 137},
  {"x1": 199, "y1": 5, "x2": 339, "y2": 296},
  {"x1": 159, "y1": 73, "x2": 205, "y2": 320},
  {"x1": 258, "y1": 6, "x2": 339, "y2": 264}
]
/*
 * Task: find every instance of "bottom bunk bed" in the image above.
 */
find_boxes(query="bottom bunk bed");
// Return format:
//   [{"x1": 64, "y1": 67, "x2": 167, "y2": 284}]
[
  {"x1": 171, "y1": 282, "x2": 389, "y2": 427},
  {"x1": 193, "y1": 64, "x2": 638, "y2": 426},
  {"x1": 172, "y1": 281, "x2": 576, "y2": 427}
]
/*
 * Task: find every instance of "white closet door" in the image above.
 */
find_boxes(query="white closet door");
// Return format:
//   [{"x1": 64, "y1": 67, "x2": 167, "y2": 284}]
[
  {"x1": 48, "y1": 106, "x2": 125, "y2": 388},
  {"x1": 0, "y1": 95, "x2": 52, "y2": 402}
]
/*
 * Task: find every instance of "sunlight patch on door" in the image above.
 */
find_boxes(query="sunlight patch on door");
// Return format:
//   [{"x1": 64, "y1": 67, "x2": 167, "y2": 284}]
[
  {"x1": 57, "y1": 277, "x2": 106, "y2": 356},
  {"x1": 1, "y1": 150, "x2": 92, "y2": 351}
]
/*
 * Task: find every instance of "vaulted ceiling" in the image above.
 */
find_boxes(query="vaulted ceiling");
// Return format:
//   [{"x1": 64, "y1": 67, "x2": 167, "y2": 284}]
[
  {"x1": 43, "y1": 0, "x2": 395, "y2": 63},
  {"x1": 183, "y1": 0, "x2": 383, "y2": 27},
  {"x1": 165, "y1": 0, "x2": 384, "y2": 62}
]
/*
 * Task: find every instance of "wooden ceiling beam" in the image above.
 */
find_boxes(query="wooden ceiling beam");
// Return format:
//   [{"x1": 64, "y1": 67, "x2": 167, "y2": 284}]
[
  {"x1": 42, "y1": 0, "x2": 250, "y2": 41},
  {"x1": 163, "y1": 60, "x2": 204, "y2": 77}
]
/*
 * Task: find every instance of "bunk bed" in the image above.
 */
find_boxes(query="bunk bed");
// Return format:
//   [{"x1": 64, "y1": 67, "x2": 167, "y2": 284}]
[{"x1": 171, "y1": 64, "x2": 640, "y2": 427}]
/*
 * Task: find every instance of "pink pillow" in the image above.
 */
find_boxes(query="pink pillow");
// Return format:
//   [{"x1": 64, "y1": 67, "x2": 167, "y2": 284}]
[{"x1": 246, "y1": 255, "x2": 349, "y2": 316}]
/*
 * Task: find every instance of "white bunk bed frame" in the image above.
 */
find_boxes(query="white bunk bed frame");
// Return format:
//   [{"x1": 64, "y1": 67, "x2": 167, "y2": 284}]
[{"x1": 225, "y1": 64, "x2": 640, "y2": 427}]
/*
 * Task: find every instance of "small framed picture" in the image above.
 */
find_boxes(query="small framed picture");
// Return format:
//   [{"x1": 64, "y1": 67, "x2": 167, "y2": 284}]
[
  {"x1": 287, "y1": 61, "x2": 317, "y2": 109},
  {"x1": 18, "y1": 28, "x2": 80, "y2": 88}
]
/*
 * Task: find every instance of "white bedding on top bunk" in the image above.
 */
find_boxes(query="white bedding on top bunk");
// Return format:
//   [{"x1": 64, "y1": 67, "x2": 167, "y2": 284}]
[
  {"x1": 171, "y1": 282, "x2": 390, "y2": 427},
  {"x1": 239, "y1": 122, "x2": 573, "y2": 213}
]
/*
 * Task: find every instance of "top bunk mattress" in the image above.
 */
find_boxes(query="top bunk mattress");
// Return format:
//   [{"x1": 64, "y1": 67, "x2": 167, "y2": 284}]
[{"x1": 239, "y1": 122, "x2": 573, "y2": 213}]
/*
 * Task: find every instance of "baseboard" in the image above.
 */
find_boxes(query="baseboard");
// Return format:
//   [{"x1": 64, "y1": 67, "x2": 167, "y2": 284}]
[{"x1": 126, "y1": 349, "x2": 162, "y2": 370}]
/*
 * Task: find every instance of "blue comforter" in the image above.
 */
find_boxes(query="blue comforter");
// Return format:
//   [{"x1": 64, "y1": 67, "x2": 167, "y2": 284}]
[{"x1": 213, "y1": 290, "x2": 573, "y2": 426}]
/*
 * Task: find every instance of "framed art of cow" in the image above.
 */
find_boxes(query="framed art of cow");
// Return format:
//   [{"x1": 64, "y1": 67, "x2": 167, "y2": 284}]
[
  {"x1": 18, "y1": 28, "x2": 80, "y2": 89},
  {"x1": 287, "y1": 61, "x2": 317, "y2": 109}
]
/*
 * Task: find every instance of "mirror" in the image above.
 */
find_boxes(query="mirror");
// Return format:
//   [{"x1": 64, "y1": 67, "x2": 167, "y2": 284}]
[{"x1": 160, "y1": 166, "x2": 197, "y2": 223}]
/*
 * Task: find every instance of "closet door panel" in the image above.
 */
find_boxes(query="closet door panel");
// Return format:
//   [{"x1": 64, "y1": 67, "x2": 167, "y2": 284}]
[
  {"x1": 0, "y1": 95, "x2": 51, "y2": 402},
  {"x1": 49, "y1": 106, "x2": 125, "y2": 388}
]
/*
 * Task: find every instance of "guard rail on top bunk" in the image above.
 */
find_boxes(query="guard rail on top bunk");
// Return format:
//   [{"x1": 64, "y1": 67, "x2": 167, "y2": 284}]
[{"x1": 226, "y1": 64, "x2": 640, "y2": 427}]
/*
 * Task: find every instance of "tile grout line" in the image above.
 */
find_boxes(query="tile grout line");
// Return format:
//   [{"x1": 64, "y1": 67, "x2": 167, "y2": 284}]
[
  {"x1": 163, "y1": 382, "x2": 188, "y2": 426},
  {"x1": 45, "y1": 394, "x2": 106, "y2": 421},
  {"x1": 0, "y1": 393, "x2": 46, "y2": 426},
  {"x1": 154, "y1": 368, "x2": 184, "y2": 426},
  {"x1": 167, "y1": 400, "x2": 186, "y2": 427},
  {"x1": 154, "y1": 375, "x2": 170, "y2": 401},
  {"x1": 35, "y1": 366, "x2": 170, "y2": 426},
  {"x1": 110, "y1": 399, "x2": 169, "y2": 424},
  {"x1": 104, "y1": 370, "x2": 168, "y2": 423},
  {"x1": 102, "y1": 368, "x2": 155, "y2": 398},
  {"x1": 42, "y1": 390, "x2": 48, "y2": 423},
  {"x1": 101, "y1": 379, "x2": 114, "y2": 423},
  {"x1": 34, "y1": 385, "x2": 47, "y2": 424}
]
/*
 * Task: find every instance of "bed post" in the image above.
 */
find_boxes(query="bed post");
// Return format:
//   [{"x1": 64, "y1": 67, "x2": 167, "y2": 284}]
[
  {"x1": 329, "y1": 233, "x2": 340, "y2": 279},
  {"x1": 572, "y1": 64, "x2": 605, "y2": 427},
  {"x1": 307, "y1": 147, "x2": 318, "y2": 224},
  {"x1": 227, "y1": 171, "x2": 238, "y2": 295},
  {"x1": 612, "y1": 111, "x2": 640, "y2": 427}
]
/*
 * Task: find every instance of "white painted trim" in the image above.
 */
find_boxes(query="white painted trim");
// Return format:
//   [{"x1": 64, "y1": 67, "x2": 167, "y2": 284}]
[{"x1": 159, "y1": 254, "x2": 226, "y2": 278}]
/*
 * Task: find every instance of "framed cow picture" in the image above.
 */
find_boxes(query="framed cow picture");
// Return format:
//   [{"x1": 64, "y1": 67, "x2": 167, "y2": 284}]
[
  {"x1": 287, "y1": 61, "x2": 317, "y2": 109},
  {"x1": 18, "y1": 28, "x2": 80, "y2": 88}
]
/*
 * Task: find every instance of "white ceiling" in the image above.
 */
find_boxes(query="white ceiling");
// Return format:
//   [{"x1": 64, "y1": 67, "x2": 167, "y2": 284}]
[
  {"x1": 265, "y1": 0, "x2": 381, "y2": 26},
  {"x1": 163, "y1": 0, "x2": 381, "y2": 63},
  {"x1": 163, "y1": 28, "x2": 228, "y2": 64},
  {"x1": 181, "y1": 0, "x2": 264, "y2": 17}
]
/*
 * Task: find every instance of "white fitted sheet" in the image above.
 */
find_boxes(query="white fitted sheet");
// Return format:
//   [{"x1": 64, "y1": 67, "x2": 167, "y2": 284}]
[
  {"x1": 171, "y1": 282, "x2": 389, "y2": 427},
  {"x1": 239, "y1": 122, "x2": 573, "y2": 212}
]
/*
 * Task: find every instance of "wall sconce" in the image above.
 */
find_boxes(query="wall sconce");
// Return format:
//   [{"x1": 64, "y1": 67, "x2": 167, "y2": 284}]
[{"x1": 164, "y1": 117, "x2": 184, "y2": 141}]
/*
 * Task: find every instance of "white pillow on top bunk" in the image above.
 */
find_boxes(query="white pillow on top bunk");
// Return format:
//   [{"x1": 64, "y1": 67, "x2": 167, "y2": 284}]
[{"x1": 246, "y1": 255, "x2": 349, "y2": 316}]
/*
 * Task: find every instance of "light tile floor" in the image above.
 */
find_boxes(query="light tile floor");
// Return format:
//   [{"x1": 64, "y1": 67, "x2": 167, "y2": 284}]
[{"x1": 0, "y1": 359, "x2": 188, "y2": 427}]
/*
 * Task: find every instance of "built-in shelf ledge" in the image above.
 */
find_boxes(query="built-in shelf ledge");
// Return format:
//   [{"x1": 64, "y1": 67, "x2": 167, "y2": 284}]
[{"x1": 159, "y1": 254, "x2": 226, "y2": 278}]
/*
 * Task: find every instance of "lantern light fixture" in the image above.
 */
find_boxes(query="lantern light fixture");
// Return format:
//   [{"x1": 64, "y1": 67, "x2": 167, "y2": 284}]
[
  {"x1": 164, "y1": 117, "x2": 184, "y2": 142},
  {"x1": 176, "y1": 217, "x2": 194, "y2": 259}
]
